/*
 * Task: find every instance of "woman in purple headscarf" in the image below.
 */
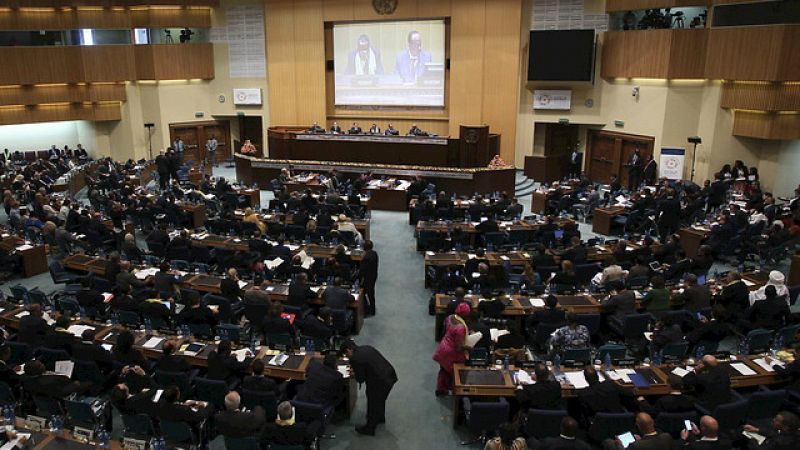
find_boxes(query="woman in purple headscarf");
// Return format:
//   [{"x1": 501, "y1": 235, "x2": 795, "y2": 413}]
[{"x1": 433, "y1": 302, "x2": 472, "y2": 396}]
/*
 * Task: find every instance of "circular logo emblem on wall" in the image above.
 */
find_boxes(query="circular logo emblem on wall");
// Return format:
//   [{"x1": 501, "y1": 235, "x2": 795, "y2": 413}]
[
  {"x1": 465, "y1": 129, "x2": 479, "y2": 144},
  {"x1": 373, "y1": 0, "x2": 398, "y2": 15},
  {"x1": 666, "y1": 158, "x2": 679, "y2": 169}
]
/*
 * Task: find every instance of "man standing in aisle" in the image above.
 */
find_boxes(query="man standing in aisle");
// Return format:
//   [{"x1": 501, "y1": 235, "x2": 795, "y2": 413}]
[
  {"x1": 205, "y1": 135, "x2": 218, "y2": 167},
  {"x1": 341, "y1": 340, "x2": 397, "y2": 436},
  {"x1": 173, "y1": 136, "x2": 185, "y2": 164},
  {"x1": 627, "y1": 148, "x2": 644, "y2": 191},
  {"x1": 359, "y1": 240, "x2": 379, "y2": 317},
  {"x1": 155, "y1": 150, "x2": 170, "y2": 191}
]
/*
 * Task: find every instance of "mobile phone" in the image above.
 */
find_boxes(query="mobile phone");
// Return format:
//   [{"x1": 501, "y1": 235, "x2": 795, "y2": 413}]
[
  {"x1": 617, "y1": 432, "x2": 635, "y2": 448},
  {"x1": 684, "y1": 420, "x2": 692, "y2": 431}
]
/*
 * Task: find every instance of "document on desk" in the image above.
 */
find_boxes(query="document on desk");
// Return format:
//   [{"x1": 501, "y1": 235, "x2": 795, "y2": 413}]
[
  {"x1": 143, "y1": 337, "x2": 164, "y2": 349},
  {"x1": 15, "y1": 244, "x2": 33, "y2": 251},
  {"x1": 753, "y1": 358, "x2": 785, "y2": 372},
  {"x1": 742, "y1": 431, "x2": 766, "y2": 445},
  {"x1": 465, "y1": 332, "x2": 483, "y2": 348},
  {"x1": 238, "y1": 280, "x2": 248, "y2": 289},
  {"x1": 515, "y1": 370, "x2": 534, "y2": 385},
  {"x1": 500, "y1": 255, "x2": 510, "y2": 261},
  {"x1": 0, "y1": 433, "x2": 30, "y2": 450},
  {"x1": 268, "y1": 353, "x2": 289, "y2": 366},
  {"x1": 730, "y1": 362, "x2": 757, "y2": 376},
  {"x1": 564, "y1": 371, "x2": 591, "y2": 389},
  {"x1": 135, "y1": 267, "x2": 159, "y2": 280},
  {"x1": 529, "y1": 298, "x2": 546, "y2": 308},
  {"x1": 467, "y1": 254, "x2": 477, "y2": 260},
  {"x1": 671, "y1": 367, "x2": 692, "y2": 378},
  {"x1": 264, "y1": 258, "x2": 284, "y2": 270},
  {"x1": 742, "y1": 279, "x2": 756, "y2": 287},
  {"x1": 66, "y1": 324, "x2": 95, "y2": 338},
  {"x1": 490, "y1": 328, "x2": 510, "y2": 342},
  {"x1": 232, "y1": 348, "x2": 252, "y2": 363},
  {"x1": 607, "y1": 369, "x2": 636, "y2": 384},
  {"x1": 55, "y1": 360, "x2": 74, "y2": 378}
]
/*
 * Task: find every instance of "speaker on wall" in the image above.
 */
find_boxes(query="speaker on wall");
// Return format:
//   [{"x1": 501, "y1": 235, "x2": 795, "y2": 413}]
[
  {"x1": 446, "y1": 58, "x2": 450, "y2": 70},
  {"x1": 326, "y1": 60, "x2": 334, "y2": 71}
]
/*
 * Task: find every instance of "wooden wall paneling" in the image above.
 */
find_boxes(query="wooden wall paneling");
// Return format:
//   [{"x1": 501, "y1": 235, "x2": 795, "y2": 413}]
[
  {"x1": 705, "y1": 26, "x2": 784, "y2": 81},
  {"x1": 133, "y1": 44, "x2": 156, "y2": 79},
  {"x1": 321, "y1": 0, "x2": 354, "y2": 22},
  {"x1": 266, "y1": 0, "x2": 299, "y2": 125},
  {"x1": 668, "y1": 28, "x2": 707, "y2": 79},
  {"x1": 0, "y1": 103, "x2": 121, "y2": 126},
  {"x1": 293, "y1": 0, "x2": 326, "y2": 125},
  {"x1": 2, "y1": 1, "x2": 218, "y2": 7},
  {"x1": 0, "y1": 83, "x2": 126, "y2": 106},
  {"x1": 148, "y1": 43, "x2": 214, "y2": 80},
  {"x1": 481, "y1": 0, "x2": 522, "y2": 162},
  {"x1": 601, "y1": 30, "x2": 672, "y2": 79},
  {"x1": 81, "y1": 45, "x2": 135, "y2": 81},
  {"x1": 130, "y1": 6, "x2": 211, "y2": 28},
  {"x1": 0, "y1": 47, "x2": 85, "y2": 85},
  {"x1": 733, "y1": 111, "x2": 800, "y2": 140},
  {"x1": 75, "y1": 7, "x2": 132, "y2": 28},
  {"x1": 600, "y1": 32, "x2": 625, "y2": 79},
  {"x1": 721, "y1": 82, "x2": 800, "y2": 111},
  {"x1": 0, "y1": 9, "x2": 76, "y2": 30},
  {"x1": 448, "y1": 0, "x2": 486, "y2": 134},
  {"x1": 777, "y1": 25, "x2": 800, "y2": 82},
  {"x1": 352, "y1": 0, "x2": 419, "y2": 20}
]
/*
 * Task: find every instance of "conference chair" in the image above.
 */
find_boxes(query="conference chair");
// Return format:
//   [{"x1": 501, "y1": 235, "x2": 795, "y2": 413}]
[
  {"x1": 561, "y1": 347, "x2": 592, "y2": 365},
  {"x1": 776, "y1": 323, "x2": 800, "y2": 346},
  {"x1": 241, "y1": 389, "x2": 278, "y2": 421},
  {"x1": 65, "y1": 397, "x2": 107, "y2": 430},
  {"x1": 7, "y1": 342, "x2": 31, "y2": 366},
  {"x1": 461, "y1": 397, "x2": 509, "y2": 445},
  {"x1": 575, "y1": 313, "x2": 602, "y2": 338},
  {"x1": 609, "y1": 313, "x2": 653, "y2": 342},
  {"x1": 37, "y1": 348, "x2": 70, "y2": 371},
  {"x1": 120, "y1": 413, "x2": 157, "y2": 440},
  {"x1": 291, "y1": 399, "x2": 334, "y2": 438},
  {"x1": 696, "y1": 399, "x2": 747, "y2": 433},
  {"x1": 49, "y1": 261, "x2": 81, "y2": 285},
  {"x1": 524, "y1": 409, "x2": 568, "y2": 440},
  {"x1": 223, "y1": 436, "x2": 260, "y2": 450},
  {"x1": 154, "y1": 371, "x2": 192, "y2": 399},
  {"x1": 33, "y1": 395, "x2": 64, "y2": 419},
  {"x1": 596, "y1": 343, "x2": 627, "y2": 361},
  {"x1": 746, "y1": 389, "x2": 786, "y2": 424},
  {"x1": 160, "y1": 420, "x2": 198, "y2": 449},
  {"x1": 194, "y1": 377, "x2": 229, "y2": 409},
  {"x1": 9, "y1": 284, "x2": 28, "y2": 303},
  {"x1": 660, "y1": 341, "x2": 690, "y2": 361},
  {"x1": 217, "y1": 324, "x2": 242, "y2": 343},
  {"x1": 743, "y1": 328, "x2": 774, "y2": 354}
]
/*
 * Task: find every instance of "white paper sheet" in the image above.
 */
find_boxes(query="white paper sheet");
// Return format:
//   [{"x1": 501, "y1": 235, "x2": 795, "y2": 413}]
[
  {"x1": 232, "y1": 348, "x2": 252, "y2": 363},
  {"x1": 55, "y1": 360, "x2": 74, "y2": 378},
  {"x1": 465, "y1": 332, "x2": 483, "y2": 348},
  {"x1": 66, "y1": 324, "x2": 95, "y2": 338},
  {"x1": 490, "y1": 329, "x2": 510, "y2": 342},
  {"x1": 671, "y1": 367, "x2": 691, "y2": 378},
  {"x1": 530, "y1": 298, "x2": 546, "y2": 307},
  {"x1": 142, "y1": 337, "x2": 164, "y2": 349},
  {"x1": 730, "y1": 362, "x2": 757, "y2": 376},
  {"x1": 753, "y1": 358, "x2": 785, "y2": 373},
  {"x1": 265, "y1": 258, "x2": 284, "y2": 270},
  {"x1": 516, "y1": 370, "x2": 534, "y2": 385},
  {"x1": 564, "y1": 371, "x2": 591, "y2": 389}
]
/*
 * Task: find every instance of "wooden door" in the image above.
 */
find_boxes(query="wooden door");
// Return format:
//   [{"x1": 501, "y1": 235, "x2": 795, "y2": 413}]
[
  {"x1": 586, "y1": 130, "x2": 655, "y2": 185},
  {"x1": 169, "y1": 120, "x2": 231, "y2": 163},
  {"x1": 587, "y1": 131, "x2": 617, "y2": 183}
]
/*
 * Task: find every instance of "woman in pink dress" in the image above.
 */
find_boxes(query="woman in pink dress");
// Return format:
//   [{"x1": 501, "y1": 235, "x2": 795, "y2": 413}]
[{"x1": 433, "y1": 303, "x2": 471, "y2": 396}]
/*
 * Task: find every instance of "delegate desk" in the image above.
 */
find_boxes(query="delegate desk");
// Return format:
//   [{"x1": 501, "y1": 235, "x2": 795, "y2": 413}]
[
  {"x1": 362, "y1": 179, "x2": 409, "y2": 211},
  {"x1": 678, "y1": 226, "x2": 710, "y2": 259},
  {"x1": 592, "y1": 206, "x2": 627, "y2": 235},
  {"x1": 451, "y1": 355, "x2": 784, "y2": 428},
  {"x1": 433, "y1": 293, "x2": 602, "y2": 341},
  {"x1": 232, "y1": 210, "x2": 371, "y2": 241},
  {"x1": 0, "y1": 235, "x2": 48, "y2": 277},
  {"x1": 268, "y1": 126, "x2": 501, "y2": 168},
  {"x1": 415, "y1": 217, "x2": 575, "y2": 249}
]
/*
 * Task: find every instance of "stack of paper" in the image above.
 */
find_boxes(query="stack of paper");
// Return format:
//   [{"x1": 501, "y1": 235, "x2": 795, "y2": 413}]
[
  {"x1": 55, "y1": 360, "x2": 74, "y2": 378},
  {"x1": 143, "y1": 337, "x2": 164, "y2": 349},
  {"x1": 337, "y1": 365, "x2": 350, "y2": 378},
  {"x1": 66, "y1": 324, "x2": 95, "y2": 338},
  {"x1": 15, "y1": 244, "x2": 33, "y2": 251},
  {"x1": 606, "y1": 369, "x2": 636, "y2": 384},
  {"x1": 465, "y1": 332, "x2": 483, "y2": 348},
  {"x1": 529, "y1": 298, "x2": 546, "y2": 307},
  {"x1": 730, "y1": 362, "x2": 757, "y2": 376},
  {"x1": 232, "y1": 348, "x2": 252, "y2": 363},
  {"x1": 671, "y1": 367, "x2": 693, "y2": 378},
  {"x1": 515, "y1": 370, "x2": 534, "y2": 385},
  {"x1": 268, "y1": 354, "x2": 289, "y2": 366},
  {"x1": 490, "y1": 329, "x2": 510, "y2": 342},
  {"x1": 265, "y1": 258, "x2": 284, "y2": 270},
  {"x1": 134, "y1": 267, "x2": 159, "y2": 280},
  {"x1": 237, "y1": 280, "x2": 248, "y2": 289},
  {"x1": 753, "y1": 358, "x2": 785, "y2": 372}
]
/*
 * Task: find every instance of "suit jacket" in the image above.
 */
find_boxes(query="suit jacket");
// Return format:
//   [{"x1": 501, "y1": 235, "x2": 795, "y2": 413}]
[
  {"x1": 683, "y1": 365, "x2": 731, "y2": 409},
  {"x1": 206, "y1": 351, "x2": 248, "y2": 381},
  {"x1": 295, "y1": 360, "x2": 344, "y2": 407},
  {"x1": 744, "y1": 296, "x2": 790, "y2": 329},
  {"x1": 114, "y1": 388, "x2": 160, "y2": 416},
  {"x1": 158, "y1": 401, "x2": 213, "y2": 425},
  {"x1": 242, "y1": 375, "x2": 280, "y2": 396},
  {"x1": 683, "y1": 437, "x2": 733, "y2": 449},
  {"x1": 714, "y1": 281, "x2": 750, "y2": 317},
  {"x1": 350, "y1": 345, "x2": 397, "y2": 387},
  {"x1": 657, "y1": 197, "x2": 682, "y2": 229},
  {"x1": 577, "y1": 380, "x2": 631, "y2": 414},
  {"x1": 359, "y1": 250, "x2": 379, "y2": 282},
  {"x1": 155, "y1": 354, "x2": 192, "y2": 373},
  {"x1": 323, "y1": 286, "x2": 353, "y2": 310},
  {"x1": 629, "y1": 433, "x2": 673, "y2": 450},
  {"x1": 215, "y1": 407, "x2": 266, "y2": 438},
  {"x1": 673, "y1": 285, "x2": 712, "y2": 312},
  {"x1": 260, "y1": 422, "x2": 314, "y2": 447},
  {"x1": 18, "y1": 314, "x2": 50, "y2": 345},
  {"x1": 603, "y1": 291, "x2": 637, "y2": 321},
  {"x1": 515, "y1": 379, "x2": 562, "y2": 410},
  {"x1": 22, "y1": 374, "x2": 83, "y2": 399},
  {"x1": 537, "y1": 436, "x2": 592, "y2": 450},
  {"x1": 638, "y1": 393, "x2": 696, "y2": 415},
  {"x1": 71, "y1": 341, "x2": 113, "y2": 367}
]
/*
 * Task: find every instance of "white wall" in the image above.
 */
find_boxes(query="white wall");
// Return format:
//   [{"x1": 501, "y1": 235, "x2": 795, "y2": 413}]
[
  {"x1": 0, "y1": 121, "x2": 83, "y2": 152},
  {"x1": 770, "y1": 140, "x2": 800, "y2": 198}
]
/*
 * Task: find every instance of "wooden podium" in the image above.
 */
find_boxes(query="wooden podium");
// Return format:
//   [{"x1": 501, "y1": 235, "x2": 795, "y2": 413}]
[{"x1": 458, "y1": 125, "x2": 493, "y2": 167}]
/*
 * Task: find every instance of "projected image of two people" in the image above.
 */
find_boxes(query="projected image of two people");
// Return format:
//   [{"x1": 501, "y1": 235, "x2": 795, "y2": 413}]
[{"x1": 345, "y1": 31, "x2": 431, "y2": 83}]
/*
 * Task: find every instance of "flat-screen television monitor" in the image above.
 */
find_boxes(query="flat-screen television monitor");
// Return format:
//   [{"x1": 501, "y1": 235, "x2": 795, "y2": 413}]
[
  {"x1": 333, "y1": 19, "x2": 446, "y2": 107},
  {"x1": 528, "y1": 29, "x2": 595, "y2": 81}
]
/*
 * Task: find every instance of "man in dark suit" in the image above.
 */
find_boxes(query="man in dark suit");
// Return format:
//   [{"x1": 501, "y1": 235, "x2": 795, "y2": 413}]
[
  {"x1": 656, "y1": 189, "x2": 681, "y2": 239},
  {"x1": 348, "y1": 122, "x2": 363, "y2": 134},
  {"x1": 155, "y1": 150, "x2": 170, "y2": 190},
  {"x1": 515, "y1": 363, "x2": 562, "y2": 412},
  {"x1": 637, "y1": 376, "x2": 695, "y2": 415},
  {"x1": 672, "y1": 274, "x2": 711, "y2": 312},
  {"x1": 154, "y1": 340, "x2": 192, "y2": 373},
  {"x1": 323, "y1": 278, "x2": 354, "y2": 310},
  {"x1": 341, "y1": 340, "x2": 397, "y2": 435},
  {"x1": 344, "y1": 34, "x2": 384, "y2": 75},
  {"x1": 707, "y1": 174, "x2": 727, "y2": 212},
  {"x1": 206, "y1": 340, "x2": 248, "y2": 382},
  {"x1": 71, "y1": 329, "x2": 113, "y2": 372},
  {"x1": 683, "y1": 355, "x2": 731, "y2": 410},
  {"x1": 577, "y1": 366, "x2": 633, "y2": 419},
  {"x1": 713, "y1": 272, "x2": 750, "y2": 319},
  {"x1": 359, "y1": 240, "x2": 379, "y2": 317},
  {"x1": 18, "y1": 304, "x2": 50, "y2": 346},
  {"x1": 44, "y1": 316, "x2": 79, "y2": 352},
  {"x1": 110, "y1": 381, "x2": 161, "y2": 416},
  {"x1": 533, "y1": 416, "x2": 592, "y2": 450},
  {"x1": 740, "y1": 285, "x2": 790, "y2": 332},
  {"x1": 679, "y1": 415, "x2": 731, "y2": 450},
  {"x1": 77, "y1": 277, "x2": 105, "y2": 313},
  {"x1": 295, "y1": 353, "x2": 344, "y2": 408},
  {"x1": 602, "y1": 287, "x2": 637, "y2": 324},
  {"x1": 642, "y1": 156, "x2": 658, "y2": 186},
  {"x1": 215, "y1": 391, "x2": 266, "y2": 438},
  {"x1": 242, "y1": 359, "x2": 282, "y2": 398},
  {"x1": 157, "y1": 386, "x2": 214, "y2": 426},
  {"x1": 610, "y1": 412, "x2": 673, "y2": 450},
  {"x1": 21, "y1": 361, "x2": 88, "y2": 399},
  {"x1": 627, "y1": 149, "x2": 644, "y2": 191},
  {"x1": 178, "y1": 295, "x2": 218, "y2": 328},
  {"x1": 329, "y1": 122, "x2": 342, "y2": 134}
]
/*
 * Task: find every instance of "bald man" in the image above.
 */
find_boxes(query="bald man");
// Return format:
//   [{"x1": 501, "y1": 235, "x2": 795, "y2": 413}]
[
  {"x1": 683, "y1": 355, "x2": 732, "y2": 410},
  {"x1": 533, "y1": 416, "x2": 591, "y2": 450},
  {"x1": 604, "y1": 413, "x2": 672, "y2": 450},
  {"x1": 214, "y1": 391, "x2": 265, "y2": 438},
  {"x1": 680, "y1": 415, "x2": 731, "y2": 449}
]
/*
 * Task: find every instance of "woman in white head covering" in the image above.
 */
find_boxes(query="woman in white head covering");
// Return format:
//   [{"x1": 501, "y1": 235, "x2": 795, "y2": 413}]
[{"x1": 749, "y1": 270, "x2": 790, "y2": 305}]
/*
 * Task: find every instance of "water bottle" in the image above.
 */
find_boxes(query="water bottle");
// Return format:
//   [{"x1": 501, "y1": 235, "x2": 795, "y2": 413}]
[
  {"x1": 653, "y1": 350, "x2": 662, "y2": 366},
  {"x1": 250, "y1": 338, "x2": 258, "y2": 354},
  {"x1": 695, "y1": 345, "x2": 705, "y2": 360},
  {"x1": 50, "y1": 415, "x2": 58, "y2": 432},
  {"x1": 739, "y1": 339, "x2": 750, "y2": 356},
  {"x1": 144, "y1": 317, "x2": 153, "y2": 334},
  {"x1": 604, "y1": 353, "x2": 612, "y2": 372},
  {"x1": 4, "y1": 405, "x2": 13, "y2": 431},
  {"x1": 503, "y1": 355, "x2": 510, "y2": 372},
  {"x1": 771, "y1": 335, "x2": 783, "y2": 358},
  {"x1": 78, "y1": 307, "x2": 86, "y2": 319},
  {"x1": 110, "y1": 311, "x2": 119, "y2": 326},
  {"x1": 97, "y1": 426, "x2": 109, "y2": 449},
  {"x1": 54, "y1": 415, "x2": 62, "y2": 432},
  {"x1": 307, "y1": 338, "x2": 315, "y2": 354},
  {"x1": 738, "y1": 263, "x2": 744, "y2": 274},
  {"x1": 553, "y1": 354, "x2": 562, "y2": 375}
]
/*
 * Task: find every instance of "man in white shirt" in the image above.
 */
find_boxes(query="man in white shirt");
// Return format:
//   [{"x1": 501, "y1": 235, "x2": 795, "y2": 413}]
[
  {"x1": 336, "y1": 214, "x2": 363, "y2": 243},
  {"x1": 205, "y1": 135, "x2": 218, "y2": 167}
]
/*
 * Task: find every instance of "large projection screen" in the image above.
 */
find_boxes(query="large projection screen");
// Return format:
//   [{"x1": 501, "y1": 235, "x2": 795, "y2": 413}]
[{"x1": 333, "y1": 20, "x2": 446, "y2": 107}]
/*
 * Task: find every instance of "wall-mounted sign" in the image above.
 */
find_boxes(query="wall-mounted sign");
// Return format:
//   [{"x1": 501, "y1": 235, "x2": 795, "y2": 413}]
[
  {"x1": 233, "y1": 88, "x2": 262, "y2": 105},
  {"x1": 533, "y1": 90, "x2": 572, "y2": 110}
]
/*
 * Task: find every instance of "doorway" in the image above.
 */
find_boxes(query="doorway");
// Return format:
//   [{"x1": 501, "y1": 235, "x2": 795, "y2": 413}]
[
  {"x1": 169, "y1": 120, "x2": 231, "y2": 163},
  {"x1": 585, "y1": 130, "x2": 654, "y2": 185}
]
